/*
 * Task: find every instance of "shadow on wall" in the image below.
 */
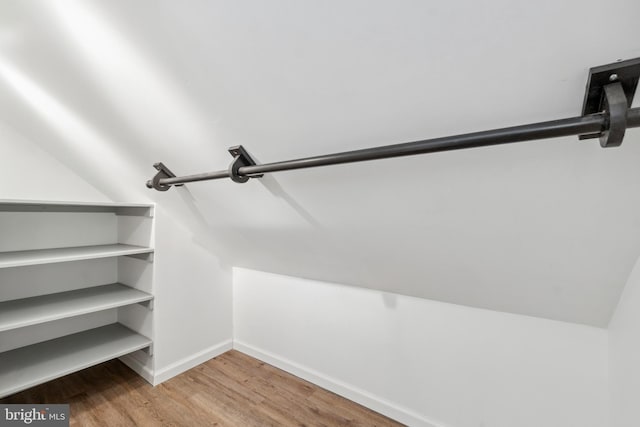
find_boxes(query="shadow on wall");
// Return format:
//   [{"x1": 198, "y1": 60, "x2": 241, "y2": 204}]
[
  {"x1": 167, "y1": 155, "x2": 327, "y2": 271},
  {"x1": 165, "y1": 187, "x2": 240, "y2": 272},
  {"x1": 382, "y1": 292, "x2": 398, "y2": 309},
  {"x1": 257, "y1": 173, "x2": 323, "y2": 229}
]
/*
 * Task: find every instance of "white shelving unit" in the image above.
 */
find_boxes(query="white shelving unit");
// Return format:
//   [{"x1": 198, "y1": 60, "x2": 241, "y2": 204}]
[{"x1": 0, "y1": 200, "x2": 155, "y2": 398}]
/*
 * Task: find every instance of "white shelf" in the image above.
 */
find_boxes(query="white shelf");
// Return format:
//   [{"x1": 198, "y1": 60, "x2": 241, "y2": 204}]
[
  {"x1": 0, "y1": 199, "x2": 153, "y2": 216},
  {"x1": 0, "y1": 244, "x2": 154, "y2": 269},
  {"x1": 0, "y1": 284, "x2": 153, "y2": 332},
  {"x1": 0, "y1": 324, "x2": 151, "y2": 398}
]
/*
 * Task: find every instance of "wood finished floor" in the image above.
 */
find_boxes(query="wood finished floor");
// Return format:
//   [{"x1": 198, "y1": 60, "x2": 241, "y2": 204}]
[{"x1": 1, "y1": 350, "x2": 403, "y2": 426}]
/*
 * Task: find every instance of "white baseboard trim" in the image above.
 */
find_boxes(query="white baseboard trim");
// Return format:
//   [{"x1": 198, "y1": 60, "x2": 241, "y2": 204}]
[
  {"x1": 119, "y1": 353, "x2": 154, "y2": 385},
  {"x1": 153, "y1": 339, "x2": 233, "y2": 385},
  {"x1": 233, "y1": 340, "x2": 444, "y2": 427}
]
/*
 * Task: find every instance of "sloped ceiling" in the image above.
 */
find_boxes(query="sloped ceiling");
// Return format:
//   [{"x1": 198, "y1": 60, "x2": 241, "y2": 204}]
[{"x1": 1, "y1": 0, "x2": 639, "y2": 326}]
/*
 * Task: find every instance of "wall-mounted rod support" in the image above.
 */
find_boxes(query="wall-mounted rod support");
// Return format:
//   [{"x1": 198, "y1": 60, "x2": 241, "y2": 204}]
[
  {"x1": 146, "y1": 58, "x2": 640, "y2": 191},
  {"x1": 148, "y1": 162, "x2": 184, "y2": 192}
]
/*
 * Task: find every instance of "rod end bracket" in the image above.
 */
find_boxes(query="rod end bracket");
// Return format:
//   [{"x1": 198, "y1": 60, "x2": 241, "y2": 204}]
[
  {"x1": 228, "y1": 145, "x2": 263, "y2": 183},
  {"x1": 147, "y1": 162, "x2": 183, "y2": 191},
  {"x1": 579, "y1": 58, "x2": 640, "y2": 144}
]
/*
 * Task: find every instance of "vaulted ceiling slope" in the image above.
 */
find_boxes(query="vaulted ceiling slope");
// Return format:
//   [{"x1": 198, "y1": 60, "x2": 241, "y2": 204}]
[{"x1": 1, "y1": 0, "x2": 639, "y2": 327}]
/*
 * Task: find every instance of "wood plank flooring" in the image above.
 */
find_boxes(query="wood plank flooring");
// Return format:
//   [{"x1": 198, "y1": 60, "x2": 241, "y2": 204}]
[{"x1": 1, "y1": 350, "x2": 403, "y2": 426}]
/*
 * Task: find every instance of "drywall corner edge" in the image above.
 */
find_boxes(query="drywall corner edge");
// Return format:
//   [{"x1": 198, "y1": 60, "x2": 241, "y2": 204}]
[
  {"x1": 119, "y1": 353, "x2": 154, "y2": 385},
  {"x1": 233, "y1": 340, "x2": 445, "y2": 427},
  {"x1": 152, "y1": 339, "x2": 233, "y2": 386}
]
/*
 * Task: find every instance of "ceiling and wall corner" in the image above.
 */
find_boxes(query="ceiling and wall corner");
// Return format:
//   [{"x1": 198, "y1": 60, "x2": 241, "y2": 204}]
[{"x1": 0, "y1": 0, "x2": 639, "y2": 331}]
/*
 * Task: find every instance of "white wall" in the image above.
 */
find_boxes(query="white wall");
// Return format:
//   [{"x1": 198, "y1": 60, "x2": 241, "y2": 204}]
[
  {"x1": 2, "y1": 0, "x2": 640, "y2": 328},
  {"x1": 151, "y1": 205, "x2": 233, "y2": 383},
  {"x1": 233, "y1": 267, "x2": 609, "y2": 427},
  {"x1": 0, "y1": 124, "x2": 111, "y2": 202},
  {"x1": 609, "y1": 254, "x2": 640, "y2": 427}
]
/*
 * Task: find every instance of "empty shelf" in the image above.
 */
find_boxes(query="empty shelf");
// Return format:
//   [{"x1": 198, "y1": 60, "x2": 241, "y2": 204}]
[
  {"x1": 0, "y1": 244, "x2": 154, "y2": 268},
  {"x1": 0, "y1": 200, "x2": 153, "y2": 216},
  {"x1": 0, "y1": 324, "x2": 151, "y2": 398},
  {"x1": 0, "y1": 284, "x2": 153, "y2": 332}
]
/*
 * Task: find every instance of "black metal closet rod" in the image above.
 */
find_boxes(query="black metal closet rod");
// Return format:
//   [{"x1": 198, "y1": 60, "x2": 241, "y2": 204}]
[
  {"x1": 146, "y1": 58, "x2": 640, "y2": 191},
  {"x1": 147, "y1": 108, "x2": 640, "y2": 190}
]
